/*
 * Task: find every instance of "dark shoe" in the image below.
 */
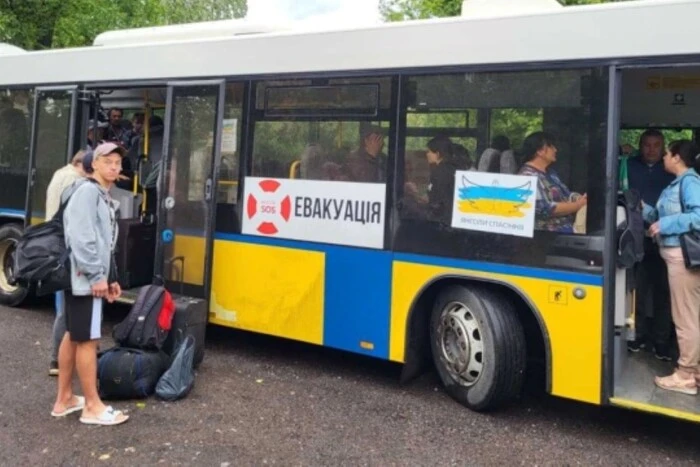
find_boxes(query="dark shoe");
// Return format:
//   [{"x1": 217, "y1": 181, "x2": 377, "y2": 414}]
[
  {"x1": 627, "y1": 340, "x2": 646, "y2": 353},
  {"x1": 49, "y1": 361, "x2": 58, "y2": 377},
  {"x1": 654, "y1": 344, "x2": 673, "y2": 362}
]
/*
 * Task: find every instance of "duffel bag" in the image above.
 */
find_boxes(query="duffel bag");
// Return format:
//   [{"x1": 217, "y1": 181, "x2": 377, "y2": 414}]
[{"x1": 97, "y1": 346, "x2": 169, "y2": 400}]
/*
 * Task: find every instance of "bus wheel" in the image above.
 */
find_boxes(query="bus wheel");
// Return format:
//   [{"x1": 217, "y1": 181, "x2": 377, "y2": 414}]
[
  {"x1": 430, "y1": 284, "x2": 526, "y2": 411},
  {"x1": 0, "y1": 223, "x2": 28, "y2": 307}
]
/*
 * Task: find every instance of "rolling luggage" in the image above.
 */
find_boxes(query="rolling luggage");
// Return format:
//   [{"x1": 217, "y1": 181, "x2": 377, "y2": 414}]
[
  {"x1": 162, "y1": 296, "x2": 208, "y2": 368},
  {"x1": 115, "y1": 218, "x2": 156, "y2": 289}
]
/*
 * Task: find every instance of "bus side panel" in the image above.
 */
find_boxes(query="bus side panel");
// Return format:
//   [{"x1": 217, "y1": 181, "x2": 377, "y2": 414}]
[
  {"x1": 209, "y1": 234, "x2": 394, "y2": 358},
  {"x1": 210, "y1": 238, "x2": 325, "y2": 346},
  {"x1": 390, "y1": 260, "x2": 604, "y2": 405}
]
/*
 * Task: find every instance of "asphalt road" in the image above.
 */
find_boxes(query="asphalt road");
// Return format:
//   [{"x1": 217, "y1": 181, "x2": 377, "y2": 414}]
[{"x1": 1, "y1": 301, "x2": 699, "y2": 466}]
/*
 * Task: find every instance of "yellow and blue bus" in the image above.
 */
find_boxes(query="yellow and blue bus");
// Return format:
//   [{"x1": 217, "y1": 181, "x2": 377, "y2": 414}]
[{"x1": 0, "y1": 0, "x2": 699, "y2": 422}]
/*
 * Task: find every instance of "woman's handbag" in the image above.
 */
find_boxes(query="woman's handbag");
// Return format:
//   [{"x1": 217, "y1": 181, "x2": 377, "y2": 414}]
[{"x1": 678, "y1": 176, "x2": 700, "y2": 269}]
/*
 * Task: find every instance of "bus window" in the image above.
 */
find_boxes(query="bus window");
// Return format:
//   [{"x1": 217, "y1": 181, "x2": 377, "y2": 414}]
[
  {"x1": 250, "y1": 77, "x2": 393, "y2": 185},
  {"x1": 395, "y1": 67, "x2": 609, "y2": 272},
  {"x1": 0, "y1": 89, "x2": 32, "y2": 213}
]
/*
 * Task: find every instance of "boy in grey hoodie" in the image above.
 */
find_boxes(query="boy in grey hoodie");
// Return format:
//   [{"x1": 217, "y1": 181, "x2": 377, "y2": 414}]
[{"x1": 50, "y1": 142, "x2": 129, "y2": 426}]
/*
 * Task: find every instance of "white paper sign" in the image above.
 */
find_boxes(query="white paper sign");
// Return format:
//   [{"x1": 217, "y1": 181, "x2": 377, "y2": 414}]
[
  {"x1": 451, "y1": 170, "x2": 537, "y2": 238},
  {"x1": 221, "y1": 118, "x2": 237, "y2": 153},
  {"x1": 242, "y1": 177, "x2": 386, "y2": 249}
]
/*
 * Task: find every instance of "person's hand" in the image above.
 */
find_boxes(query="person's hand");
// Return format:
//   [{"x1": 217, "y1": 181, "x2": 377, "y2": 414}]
[
  {"x1": 107, "y1": 282, "x2": 122, "y2": 303},
  {"x1": 648, "y1": 221, "x2": 661, "y2": 237},
  {"x1": 574, "y1": 193, "x2": 587, "y2": 210},
  {"x1": 91, "y1": 279, "x2": 109, "y2": 298},
  {"x1": 118, "y1": 174, "x2": 130, "y2": 181}
]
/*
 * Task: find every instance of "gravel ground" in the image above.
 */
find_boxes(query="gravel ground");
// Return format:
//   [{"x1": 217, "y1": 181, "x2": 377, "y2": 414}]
[{"x1": 1, "y1": 301, "x2": 699, "y2": 466}]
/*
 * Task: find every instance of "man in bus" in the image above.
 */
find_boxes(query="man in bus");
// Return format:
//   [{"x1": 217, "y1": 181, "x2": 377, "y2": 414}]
[
  {"x1": 345, "y1": 126, "x2": 387, "y2": 183},
  {"x1": 626, "y1": 129, "x2": 675, "y2": 360},
  {"x1": 102, "y1": 107, "x2": 131, "y2": 149}
]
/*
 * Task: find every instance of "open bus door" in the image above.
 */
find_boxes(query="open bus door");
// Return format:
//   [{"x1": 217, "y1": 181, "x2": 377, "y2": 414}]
[
  {"x1": 154, "y1": 81, "x2": 225, "y2": 300},
  {"x1": 24, "y1": 86, "x2": 79, "y2": 226},
  {"x1": 610, "y1": 64, "x2": 700, "y2": 423}
]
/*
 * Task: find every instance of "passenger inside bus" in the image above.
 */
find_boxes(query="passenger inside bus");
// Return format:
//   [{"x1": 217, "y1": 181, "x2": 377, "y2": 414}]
[
  {"x1": 624, "y1": 129, "x2": 675, "y2": 360},
  {"x1": 517, "y1": 131, "x2": 587, "y2": 233},
  {"x1": 403, "y1": 135, "x2": 459, "y2": 224},
  {"x1": 345, "y1": 126, "x2": 387, "y2": 183}
]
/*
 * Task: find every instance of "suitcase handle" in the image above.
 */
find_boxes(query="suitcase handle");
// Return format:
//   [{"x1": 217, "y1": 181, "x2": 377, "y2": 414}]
[{"x1": 165, "y1": 255, "x2": 185, "y2": 296}]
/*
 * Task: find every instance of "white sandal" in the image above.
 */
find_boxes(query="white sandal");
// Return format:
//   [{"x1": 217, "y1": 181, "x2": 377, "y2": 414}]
[{"x1": 79, "y1": 406, "x2": 129, "y2": 426}]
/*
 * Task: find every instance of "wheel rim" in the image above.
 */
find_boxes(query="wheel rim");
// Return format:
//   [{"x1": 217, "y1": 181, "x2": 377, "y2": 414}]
[
  {"x1": 438, "y1": 301, "x2": 484, "y2": 387},
  {"x1": 0, "y1": 238, "x2": 19, "y2": 294}
]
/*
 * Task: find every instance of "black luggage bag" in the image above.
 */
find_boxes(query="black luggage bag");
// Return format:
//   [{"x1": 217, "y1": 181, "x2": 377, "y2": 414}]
[
  {"x1": 115, "y1": 218, "x2": 156, "y2": 289},
  {"x1": 97, "y1": 347, "x2": 169, "y2": 399},
  {"x1": 162, "y1": 296, "x2": 208, "y2": 368}
]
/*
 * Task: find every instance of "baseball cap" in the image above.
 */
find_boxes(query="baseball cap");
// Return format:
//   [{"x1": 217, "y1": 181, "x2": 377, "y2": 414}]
[
  {"x1": 83, "y1": 142, "x2": 125, "y2": 174},
  {"x1": 94, "y1": 141, "x2": 126, "y2": 159}
]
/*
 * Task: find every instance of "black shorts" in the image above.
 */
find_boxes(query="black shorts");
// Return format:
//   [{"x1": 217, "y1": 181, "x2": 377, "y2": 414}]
[{"x1": 65, "y1": 294, "x2": 103, "y2": 343}]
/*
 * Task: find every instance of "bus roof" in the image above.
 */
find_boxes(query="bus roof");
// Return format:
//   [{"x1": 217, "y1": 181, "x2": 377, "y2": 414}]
[{"x1": 0, "y1": 0, "x2": 697, "y2": 87}]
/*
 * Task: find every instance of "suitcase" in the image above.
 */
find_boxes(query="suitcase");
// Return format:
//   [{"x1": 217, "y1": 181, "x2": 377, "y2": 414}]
[
  {"x1": 162, "y1": 296, "x2": 208, "y2": 368},
  {"x1": 115, "y1": 218, "x2": 156, "y2": 289}
]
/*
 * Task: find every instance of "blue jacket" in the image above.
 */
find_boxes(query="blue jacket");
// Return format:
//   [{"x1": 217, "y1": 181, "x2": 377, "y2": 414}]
[
  {"x1": 643, "y1": 168, "x2": 700, "y2": 247},
  {"x1": 627, "y1": 156, "x2": 675, "y2": 207}
]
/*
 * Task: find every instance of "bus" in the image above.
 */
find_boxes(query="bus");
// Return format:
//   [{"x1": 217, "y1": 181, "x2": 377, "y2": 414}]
[{"x1": 0, "y1": 0, "x2": 698, "y2": 423}]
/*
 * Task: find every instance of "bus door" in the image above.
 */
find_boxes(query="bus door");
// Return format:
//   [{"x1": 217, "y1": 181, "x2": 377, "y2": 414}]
[
  {"x1": 24, "y1": 86, "x2": 79, "y2": 225},
  {"x1": 154, "y1": 81, "x2": 225, "y2": 299}
]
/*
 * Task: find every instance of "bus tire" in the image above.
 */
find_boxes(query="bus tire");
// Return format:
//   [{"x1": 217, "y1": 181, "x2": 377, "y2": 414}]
[
  {"x1": 430, "y1": 284, "x2": 526, "y2": 411},
  {"x1": 0, "y1": 223, "x2": 29, "y2": 307}
]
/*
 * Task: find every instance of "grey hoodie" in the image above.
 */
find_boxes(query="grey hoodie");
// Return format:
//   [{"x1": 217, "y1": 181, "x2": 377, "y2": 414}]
[{"x1": 62, "y1": 179, "x2": 119, "y2": 296}]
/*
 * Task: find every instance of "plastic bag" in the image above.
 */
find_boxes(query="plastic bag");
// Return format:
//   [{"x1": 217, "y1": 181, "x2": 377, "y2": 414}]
[{"x1": 155, "y1": 335, "x2": 195, "y2": 401}]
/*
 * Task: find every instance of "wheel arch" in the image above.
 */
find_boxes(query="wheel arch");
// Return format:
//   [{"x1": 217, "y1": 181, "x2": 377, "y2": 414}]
[{"x1": 399, "y1": 274, "x2": 552, "y2": 393}]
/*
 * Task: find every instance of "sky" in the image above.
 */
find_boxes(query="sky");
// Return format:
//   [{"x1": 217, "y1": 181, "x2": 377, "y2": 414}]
[{"x1": 246, "y1": 0, "x2": 382, "y2": 27}]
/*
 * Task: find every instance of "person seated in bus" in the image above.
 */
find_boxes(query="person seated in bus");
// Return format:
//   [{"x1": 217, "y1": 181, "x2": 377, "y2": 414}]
[
  {"x1": 477, "y1": 135, "x2": 518, "y2": 174},
  {"x1": 643, "y1": 140, "x2": 700, "y2": 395},
  {"x1": 626, "y1": 129, "x2": 675, "y2": 358},
  {"x1": 345, "y1": 126, "x2": 386, "y2": 183},
  {"x1": 517, "y1": 131, "x2": 587, "y2": 233},
  {"x1": 404, "y1": 136, "x2": 458, "y2": 224}
]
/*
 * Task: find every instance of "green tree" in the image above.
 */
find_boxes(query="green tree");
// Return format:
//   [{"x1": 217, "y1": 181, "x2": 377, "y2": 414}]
[
  {"x1": 380, "y1": 0, "x2": 629, "y2": 21},
  {"x1": 0, "y1": 0, "x2": 246, "y2": 50}
]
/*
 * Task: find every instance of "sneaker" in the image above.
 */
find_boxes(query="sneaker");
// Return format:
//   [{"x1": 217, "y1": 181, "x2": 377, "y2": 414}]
[
  {"x1": 627, "y1": 340, "x2": 646, "y2": 353},
  {"x1": 654, "y1": 345, "x2": 673, "y2": 362},
  {"x1": 49, "y1": 361, "x2": 59, "y2": 377},
  {"x1": 654, "y1": 372, "x2": 697, "y2": 396}
]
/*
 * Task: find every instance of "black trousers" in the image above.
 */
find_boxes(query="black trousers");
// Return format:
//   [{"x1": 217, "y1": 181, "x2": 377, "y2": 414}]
[{"x1": 634, "y1": 238, "x2": 673, "y2": 347}]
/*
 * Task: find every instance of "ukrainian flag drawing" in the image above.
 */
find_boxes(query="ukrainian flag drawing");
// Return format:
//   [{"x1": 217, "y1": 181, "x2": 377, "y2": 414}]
[{"x1": 457, "y1": 175, "x2": 534, "y2": 218}]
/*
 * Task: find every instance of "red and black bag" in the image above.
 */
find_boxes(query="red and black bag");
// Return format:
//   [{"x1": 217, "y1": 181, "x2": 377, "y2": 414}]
[{"x1": 113, "y1": 284, "x2": 175, "y2": 350}]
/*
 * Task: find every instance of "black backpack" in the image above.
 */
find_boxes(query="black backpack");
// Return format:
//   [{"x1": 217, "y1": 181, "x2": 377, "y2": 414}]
[
  {"x1": 10, "y1": 191, "x2": 75, "y2": 296},
  {"x1": 113, "y1": 285, "x2": 175, "y2": 350},
  {"x1": 616, "y1": 189, "x2": 645, "y2": 268}
]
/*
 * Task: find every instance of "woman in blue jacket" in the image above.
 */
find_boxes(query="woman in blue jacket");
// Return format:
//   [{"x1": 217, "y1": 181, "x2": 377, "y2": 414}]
[{"x1": 644, "y1": 140, "x2": 700, "y2": 395}]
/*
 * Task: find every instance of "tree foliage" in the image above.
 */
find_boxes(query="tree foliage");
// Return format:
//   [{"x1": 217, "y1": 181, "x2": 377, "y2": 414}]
[
  {"x1": 0, "y1": 0, "x2": 247, "y2": 50},
  {"x1": 380, "y1": 0, "x2": 630, "y2": 21}
]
